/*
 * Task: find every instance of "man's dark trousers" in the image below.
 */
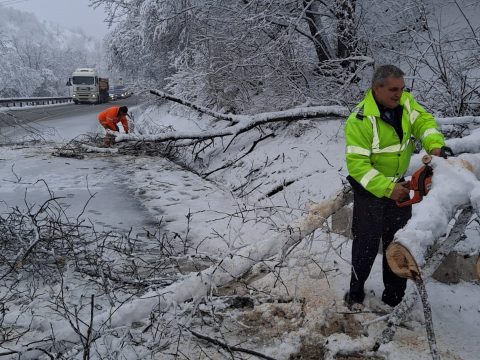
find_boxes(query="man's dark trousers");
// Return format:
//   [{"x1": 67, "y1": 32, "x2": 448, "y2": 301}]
[{"x1": 349, "y1": 188, "x2": 412, "y2": 306}]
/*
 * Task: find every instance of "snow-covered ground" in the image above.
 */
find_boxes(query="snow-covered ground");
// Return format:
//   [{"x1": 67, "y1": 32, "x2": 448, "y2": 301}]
[{"x1": 0, "y1": 101, "x2": 479, "y2": 359}]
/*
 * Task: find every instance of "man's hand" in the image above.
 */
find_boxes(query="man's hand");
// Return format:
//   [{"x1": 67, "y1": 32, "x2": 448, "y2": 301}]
[
  {"x1": 430, "y1": 146, "x2": 454, "y2": 158},
  {"x1": 390, "y1": 181, "x2": 410, "y2": 201}
]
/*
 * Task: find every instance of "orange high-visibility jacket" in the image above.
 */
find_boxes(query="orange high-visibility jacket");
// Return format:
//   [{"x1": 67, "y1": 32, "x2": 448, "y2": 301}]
[{"x1": 98, "y1": 106, "x2": 129, "y2": 133}]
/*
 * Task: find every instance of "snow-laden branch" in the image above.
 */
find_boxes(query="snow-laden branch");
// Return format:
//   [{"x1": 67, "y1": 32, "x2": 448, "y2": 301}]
[
  {"x1": 149, "y1": 90, "x2": 244, "y2": 124},
  {"x1": 116, "y1": 94, "x2": 350, "y2": 144},
  {"x1": 436, "y1": 116, "x2": 480, "y2": 125},
  {"x1": 116, "y1": 91, "x2": 479, "y2": 149},
  {"x1": 149, "y1": 90, "x2": 349, "y2": 124}
]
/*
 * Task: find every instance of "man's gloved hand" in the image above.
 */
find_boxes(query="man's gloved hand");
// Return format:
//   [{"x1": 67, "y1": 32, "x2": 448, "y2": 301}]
[
  {"x1": 431, "y1": 146, "x2": 454, "y2": 158},
  {"x1": 440, "y1": 146, "x2": 454, "y2": 158}
]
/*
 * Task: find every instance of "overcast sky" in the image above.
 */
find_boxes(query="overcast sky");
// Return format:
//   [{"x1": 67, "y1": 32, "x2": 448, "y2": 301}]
[{"x1": 4, "y1": 0, "x2": 109, "y2": 39}]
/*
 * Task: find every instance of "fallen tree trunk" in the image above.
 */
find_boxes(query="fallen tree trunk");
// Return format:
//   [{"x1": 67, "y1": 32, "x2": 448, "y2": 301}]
[
  {"x1": 149, "y1": 90, "x2": 480, "y2": 128},
  {"x1": 386, "y1": 155, "x2": 480, "y2": 279},
  {"x1": 114, "y1": 104, "x2": 349, "y2": 145},
  {"x1": 149, "y1": 90, "x2": 349, "y2": 124}
]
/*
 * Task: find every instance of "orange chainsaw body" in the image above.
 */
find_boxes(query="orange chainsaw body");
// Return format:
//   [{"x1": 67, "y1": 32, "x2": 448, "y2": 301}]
[{"x1": 396, "y1": 155, "x2": 433, "y2": 207}]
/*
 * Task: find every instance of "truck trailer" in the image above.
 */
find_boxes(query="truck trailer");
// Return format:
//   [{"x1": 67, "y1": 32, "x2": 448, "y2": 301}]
[{"x1": 71, "y1": 68, "x2": 109, "y2": 104}]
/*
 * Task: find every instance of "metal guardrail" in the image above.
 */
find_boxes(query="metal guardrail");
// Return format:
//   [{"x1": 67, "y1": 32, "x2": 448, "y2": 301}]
[{"x1": 0, "y1": 96, "x2": 72, "y2": 108}]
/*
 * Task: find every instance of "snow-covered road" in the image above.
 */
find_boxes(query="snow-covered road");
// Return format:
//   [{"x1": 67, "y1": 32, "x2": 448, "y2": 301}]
[{"x1": 0, "y1": 100, "x2": 153, "y2": 235}]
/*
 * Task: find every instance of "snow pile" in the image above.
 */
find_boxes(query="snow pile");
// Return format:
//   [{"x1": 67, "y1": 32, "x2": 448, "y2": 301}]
[{"x1": 447, "y1": 127, "x2": 480, "y2": 154}]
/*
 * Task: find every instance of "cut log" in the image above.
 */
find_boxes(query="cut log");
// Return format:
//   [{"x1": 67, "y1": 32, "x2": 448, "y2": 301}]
[{"x1": 386, "y1": 243, "x2": 420, "y2": 279}]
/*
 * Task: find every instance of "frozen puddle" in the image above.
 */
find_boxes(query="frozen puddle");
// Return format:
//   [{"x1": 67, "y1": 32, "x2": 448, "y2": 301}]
[{"x1": 0, "y1": 146, "x2": 153, "y2": 237}]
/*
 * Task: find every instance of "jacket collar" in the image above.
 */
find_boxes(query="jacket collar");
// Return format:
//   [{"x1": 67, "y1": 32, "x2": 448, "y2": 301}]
[{"x1": 362, "y1": 89, "x2": 408, "y2": 117}]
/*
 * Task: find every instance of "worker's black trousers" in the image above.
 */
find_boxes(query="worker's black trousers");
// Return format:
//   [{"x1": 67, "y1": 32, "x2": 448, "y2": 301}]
[{"x1": 349, "y1": 189, "x2": 412, "y2": 306}]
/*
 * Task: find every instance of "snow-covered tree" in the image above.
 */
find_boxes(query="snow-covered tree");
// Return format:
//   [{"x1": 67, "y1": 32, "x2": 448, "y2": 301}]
[
  {"x1": 96, "y1": 0, "x2": 479, "y2": 115},
  {"x1": 0, "y1": 5, "x2": 104, "y2": 97}
]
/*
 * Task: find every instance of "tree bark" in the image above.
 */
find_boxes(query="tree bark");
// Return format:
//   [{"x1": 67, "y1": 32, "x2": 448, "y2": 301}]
[
  {"x1": 303, "y1": 0, "x2": 332, "y2": 63},
  {"x1": 477, "y1": 256, "x2": 480, "y2": 278},
  {"x1": 335, "y1": 0, "x2": 358, "y2": 67}
]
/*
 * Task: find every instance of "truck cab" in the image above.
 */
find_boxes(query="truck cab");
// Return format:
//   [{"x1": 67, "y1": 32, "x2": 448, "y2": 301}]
[{"x1": 71, "y1": 68, "x2": 109, "y2": 104}]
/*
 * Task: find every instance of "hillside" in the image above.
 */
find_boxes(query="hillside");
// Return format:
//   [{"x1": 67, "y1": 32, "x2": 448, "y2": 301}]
[{"x1": 0, "y1": 5, "x2": 103, "y2": 97}]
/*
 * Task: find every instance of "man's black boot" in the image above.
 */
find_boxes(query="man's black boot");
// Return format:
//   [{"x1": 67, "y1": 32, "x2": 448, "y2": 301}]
[
  {"x1": 381, "y1": 290, "x2": 403, "y2": 307},
  {"x1": 344, "y1": 292, "x2": 364, "y2": 311}
]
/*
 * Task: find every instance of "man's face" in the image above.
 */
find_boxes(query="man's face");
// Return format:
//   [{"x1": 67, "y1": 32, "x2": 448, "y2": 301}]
[{"x1": 373, "y1": 75, "x2": 405, "y2": 109}]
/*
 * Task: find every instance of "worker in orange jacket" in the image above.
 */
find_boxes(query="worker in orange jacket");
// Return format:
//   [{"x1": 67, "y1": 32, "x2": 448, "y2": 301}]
[{"x1": 98, "y1": 106, "x2": 129, "y2": 147}]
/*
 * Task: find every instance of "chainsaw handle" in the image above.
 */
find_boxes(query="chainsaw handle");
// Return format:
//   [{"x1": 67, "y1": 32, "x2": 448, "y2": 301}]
[{"x1": 396, "y1": 197, "x2": 416, "y2": 207}]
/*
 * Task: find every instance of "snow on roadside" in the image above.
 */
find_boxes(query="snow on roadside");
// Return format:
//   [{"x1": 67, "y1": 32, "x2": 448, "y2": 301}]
[
  {"x1": 1, "y1": 101, "x2": 480, "y2": 359},
  {"x1": 121, "y1": 103, "x2": 480, "y2": 359}
]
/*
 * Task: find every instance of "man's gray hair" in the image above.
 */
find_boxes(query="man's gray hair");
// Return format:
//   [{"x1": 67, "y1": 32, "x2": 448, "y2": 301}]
[{"x1": 372, "y1": 65, "x2": 405, "y2": 86}]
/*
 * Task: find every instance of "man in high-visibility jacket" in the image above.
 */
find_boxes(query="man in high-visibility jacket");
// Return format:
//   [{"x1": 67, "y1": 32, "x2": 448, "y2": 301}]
[
  {"x1": 344, "y1": 64, "x2": 445, "y2": 309},
  {"x1": 98, "y1": 106, "x2": 129, "y2": 147}
]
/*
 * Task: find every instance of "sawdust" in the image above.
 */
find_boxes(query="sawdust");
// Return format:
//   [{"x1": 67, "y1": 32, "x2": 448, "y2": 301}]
[
  {"x1": 239, "y1": 302, "x2": 304, "y2": 338},
  {"x1": 319, "y1": 310, "x2": 365, "y2": 338}
]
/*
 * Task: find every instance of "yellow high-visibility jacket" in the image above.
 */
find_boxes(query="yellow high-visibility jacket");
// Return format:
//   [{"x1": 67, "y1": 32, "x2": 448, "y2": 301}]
[{"x1": 345, "y1": 89, "x2": 445, "y2": 198}]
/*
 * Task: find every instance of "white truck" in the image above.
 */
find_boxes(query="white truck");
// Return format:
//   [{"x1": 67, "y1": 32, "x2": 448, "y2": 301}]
[{"x1": 70, "y1": 68, "x2": 109, "y2": 104}]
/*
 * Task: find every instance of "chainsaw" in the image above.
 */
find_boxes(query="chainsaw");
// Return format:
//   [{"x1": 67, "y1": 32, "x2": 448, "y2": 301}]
[{"x1": 396, "y1": 154, "x2": 433, "y2": 207}]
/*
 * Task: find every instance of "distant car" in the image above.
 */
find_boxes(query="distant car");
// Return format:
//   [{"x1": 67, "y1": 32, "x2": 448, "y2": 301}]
[{"x1": 110, "y1": 85, "x2": 130, "y2": 100}]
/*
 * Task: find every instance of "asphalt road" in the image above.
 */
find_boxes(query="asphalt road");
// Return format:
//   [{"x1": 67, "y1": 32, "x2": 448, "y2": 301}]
[{"x1": 0, "y1": 95, "x2": 142, "y2": 130}]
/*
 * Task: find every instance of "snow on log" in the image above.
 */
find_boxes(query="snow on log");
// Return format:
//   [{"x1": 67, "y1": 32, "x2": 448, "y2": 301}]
[
  {"x1": 436, "y1": 116, "x2": 480, "y2": 125},
  {"x1": 387, "y1": 155, "x2": 480, "y2": 279},
  {"x1": 446, "y1": 128, "x2": 480, "y2": 155}
]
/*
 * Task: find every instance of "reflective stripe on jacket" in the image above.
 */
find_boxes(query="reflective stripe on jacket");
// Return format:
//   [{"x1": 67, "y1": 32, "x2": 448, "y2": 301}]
[
  {"x1": 98, "y1": 106, "x2": 129, "y2": 133},
  {"x1": 345, "y1": 89, "x2": 445, "y2": 198}
]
